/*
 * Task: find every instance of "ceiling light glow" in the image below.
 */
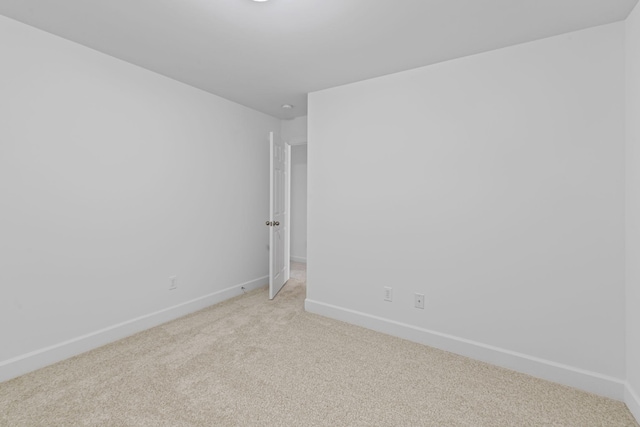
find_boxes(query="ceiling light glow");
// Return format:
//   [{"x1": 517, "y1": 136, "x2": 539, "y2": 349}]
[{"x1": 281, "y1": 104, "x2": 294, "y2": 109}]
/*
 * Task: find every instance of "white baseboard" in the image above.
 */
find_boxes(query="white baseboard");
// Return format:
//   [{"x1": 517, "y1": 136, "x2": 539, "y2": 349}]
[
  {"x1": 626, "y1": 383, "x2": 640, "y2": 423},
  {"x1": 305, "y1": 298, "x2": 625, "y2": 401},
  {"x1": 0, "y1": 276, "x2": 268, "y2": 383},
  {"x1": 290, "y1": 256, "x2": 307, "y2": 263}
]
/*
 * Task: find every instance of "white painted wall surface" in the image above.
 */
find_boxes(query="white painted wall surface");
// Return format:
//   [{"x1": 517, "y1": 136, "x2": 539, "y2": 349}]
[
  {"x1": 626, "y1": 2, "x2": 640, "y2": 420},
  {"x1": 0, "y1": 15, "x2": 279, "y2": 380},
  {"x1": 307, "y1": 23, "x2": 625, "y2": 398},
  {"x1": 281, "y1": 116, "x2": 308, "y2": 145},
  {"x1": 290, "y1": 145, "x2": 308, "y2": 263}
]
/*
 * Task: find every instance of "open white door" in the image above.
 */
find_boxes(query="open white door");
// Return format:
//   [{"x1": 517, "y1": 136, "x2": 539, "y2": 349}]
[{"x1": 268, "y1": 131, "x2": 289, "y2": 299}]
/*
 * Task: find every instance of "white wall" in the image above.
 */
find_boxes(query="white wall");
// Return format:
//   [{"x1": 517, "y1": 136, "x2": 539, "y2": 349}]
[
  {"x1": 626, "y1": 2, "x2": 640, "y2": 420},
  {"x1": 0, "y1": 15, "x2": 279, "y2": 381},
  {"x1": 290, "y1": 145, "x2": 308, "y2": 263},
  {"x1": 282, "y1": 116, "x2": 308, "y2": 146},
  {"x1": 307, "y1": 23, "x2": 626, "y2": 399}
]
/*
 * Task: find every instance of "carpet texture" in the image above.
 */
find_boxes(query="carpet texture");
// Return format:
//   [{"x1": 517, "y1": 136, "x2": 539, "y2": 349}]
[{"x1": 1, "y1": 263, "x2": 637, "y2": 426}]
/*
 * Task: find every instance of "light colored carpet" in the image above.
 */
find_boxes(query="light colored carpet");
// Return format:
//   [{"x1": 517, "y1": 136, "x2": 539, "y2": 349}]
[{"x1": 1, "y1": 262, "x2": 637, "y2": 426}]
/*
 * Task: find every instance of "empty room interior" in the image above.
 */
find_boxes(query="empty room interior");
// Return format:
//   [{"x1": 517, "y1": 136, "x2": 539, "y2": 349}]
[{"x1": 2, "y1": 0, "x2": 640, "y2": 425}]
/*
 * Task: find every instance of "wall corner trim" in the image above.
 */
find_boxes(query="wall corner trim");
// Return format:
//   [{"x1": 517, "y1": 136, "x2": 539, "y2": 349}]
[
  {"x1": 626, "y1": 383, "x2": 640, "y2": 424},
  {"x1": 0, "y1": 275, "x2": 268, "y2": 383},
  {"x1": 304, "y1": 298, "x2": 625, "y2": 401}
]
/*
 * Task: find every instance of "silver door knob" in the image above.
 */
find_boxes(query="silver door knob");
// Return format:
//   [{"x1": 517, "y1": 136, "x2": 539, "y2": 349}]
[
  {"x1": 265, "y1": 221, "x2": 271, "y2": 226},
  {"x1": 274, "y1": 221, "x2": 280, "y2": 226}
]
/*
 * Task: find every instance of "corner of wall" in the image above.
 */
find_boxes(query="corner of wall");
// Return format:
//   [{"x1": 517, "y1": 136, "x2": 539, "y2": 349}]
[
  {"x1": 0, "y1": 276, "x2": 268, "y2": 383},
  {"x1": 626, "y1": 383, "x2": 640, "y2": 423},
  {"x1": 305, "y1": 299, "x2": 626, "y2": 401},
  {"x1": 626, "y1": 1, "x2": 640, "y2": 423}
]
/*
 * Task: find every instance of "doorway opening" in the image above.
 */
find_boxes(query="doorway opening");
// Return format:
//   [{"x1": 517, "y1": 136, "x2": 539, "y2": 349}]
[
  {"x1": 268, "y1": 127, "x2": 307, "y2": 300},
  {"x1": 289, "y1": 143, "x2": 308, "y2": 287}
]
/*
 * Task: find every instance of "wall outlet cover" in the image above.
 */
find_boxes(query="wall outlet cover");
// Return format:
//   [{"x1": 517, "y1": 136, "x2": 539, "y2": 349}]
[{"x1": 415, "y1": 293, "x2": 425, "y2": 309}]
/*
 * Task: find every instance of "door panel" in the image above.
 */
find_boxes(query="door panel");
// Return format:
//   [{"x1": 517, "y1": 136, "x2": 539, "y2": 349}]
[{"x1": 269, "y1": 131, "x2": 287, "y2": 299}]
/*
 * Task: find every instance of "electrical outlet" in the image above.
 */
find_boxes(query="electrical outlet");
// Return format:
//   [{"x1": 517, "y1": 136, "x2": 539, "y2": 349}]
[
  {"x1": 169, "y1": 275, "x2": 177, "y2": 290},
  {"x1": 384, "y1": 287, "x2": 393, "y2": 302},
  {"x1": 415, "y1": 293, "x2": 425, "y2": 309}
]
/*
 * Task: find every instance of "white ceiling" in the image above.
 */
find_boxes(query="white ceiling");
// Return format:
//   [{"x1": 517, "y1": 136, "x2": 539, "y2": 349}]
[{"x1": 0, "y1": 0, "x2": 637, "y2": 119}]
